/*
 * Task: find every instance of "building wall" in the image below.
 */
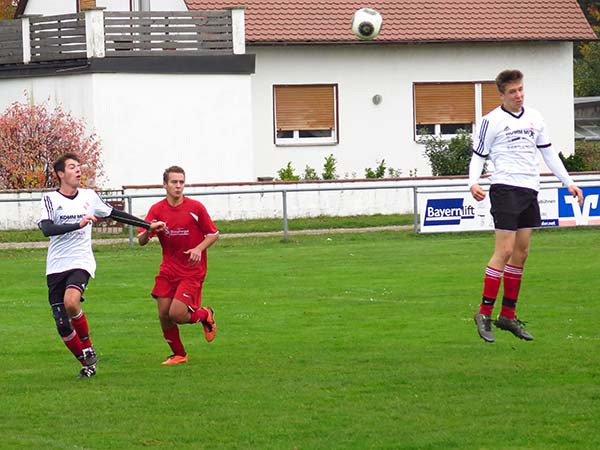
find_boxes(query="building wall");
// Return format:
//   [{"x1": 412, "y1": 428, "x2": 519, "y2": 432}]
[
  {"x1": 0, "y1": 72, "x2": 254, "y2": 188},
  {"x1": 22, "y1": 0, "x2": 187, "y2": 14},
  {"x1": 250, "y1": 41, "x2": 575, "y2": 180}
]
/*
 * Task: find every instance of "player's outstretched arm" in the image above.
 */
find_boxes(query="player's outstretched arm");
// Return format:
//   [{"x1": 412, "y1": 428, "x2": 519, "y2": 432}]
[
  {"x1": 108, "y1": 208, "x2": 152, "y2": 230},
  {"x1": 38, "y1": 216, "x2": 97, "y2": 237}
]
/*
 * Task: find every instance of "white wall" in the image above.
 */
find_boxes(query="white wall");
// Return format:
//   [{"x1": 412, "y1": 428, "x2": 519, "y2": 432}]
[
  {"x1": 250, "y1": 41, "x2": 575, "y2": 180},
  {"x1": 145, "y1": 0, "x2": 187, "y2": 10},
  {"x1": 0, "y1": 72, "x2": 254, "y2": 188},
  {"x1": 23, "y1": 0, "x2": 75, "y2": 15},
  {"x1": 91, "y1": 73, "x2": 253, "y2": 187},
  {"x1": 23, "y1": 0, "x2": 187, "y2": 14}
]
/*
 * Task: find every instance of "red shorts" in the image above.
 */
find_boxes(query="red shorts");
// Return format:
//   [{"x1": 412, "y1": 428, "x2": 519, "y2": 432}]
[{"x1": 151, "y1": 273, "x2": 203, "y2": 311}]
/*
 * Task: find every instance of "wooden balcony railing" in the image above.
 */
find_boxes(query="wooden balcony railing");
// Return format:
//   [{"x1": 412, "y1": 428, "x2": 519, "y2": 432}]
[{"x1": 0, "y1": 8, "x2": 245, "y2": 65}]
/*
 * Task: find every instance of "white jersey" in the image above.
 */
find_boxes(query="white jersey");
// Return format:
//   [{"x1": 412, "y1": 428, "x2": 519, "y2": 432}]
[
  {"x1": 472, "y1": 105, "x2": 566, "y2": 191},
  {"x1": 39, "y1": 188, "x2": 113, "y2": 277}
]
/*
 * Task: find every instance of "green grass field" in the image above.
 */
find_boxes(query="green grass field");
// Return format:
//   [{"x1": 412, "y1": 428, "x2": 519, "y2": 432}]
[
  {"x1": 1, "y1": 228, "x2": 599, "y2": 449},
  {"x1": 0, "y1": 214, "x2": 414, "y2": 243}
]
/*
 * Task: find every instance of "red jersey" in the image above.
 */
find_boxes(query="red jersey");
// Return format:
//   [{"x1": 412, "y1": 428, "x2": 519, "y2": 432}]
[{"x1": 141, "y1": 197, "x2": 218, "y2": 279}]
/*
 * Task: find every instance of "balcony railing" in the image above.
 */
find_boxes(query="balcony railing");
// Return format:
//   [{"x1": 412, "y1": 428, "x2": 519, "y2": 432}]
[{"x1": 0, "y1": 8, "x2": 245, "y2": 65}]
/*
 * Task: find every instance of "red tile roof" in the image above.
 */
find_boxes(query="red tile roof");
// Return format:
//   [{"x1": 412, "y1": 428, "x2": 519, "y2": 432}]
[{"x1": 185, "y1": 0, "x2": 597, "y2": 43}]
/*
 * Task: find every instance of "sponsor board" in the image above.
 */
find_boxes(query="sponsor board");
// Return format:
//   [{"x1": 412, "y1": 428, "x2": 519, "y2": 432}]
[
  {"x1": 419, "y1": 193, "x2": 493, "y2": 233},
  {"x1": 419, "y1": 186, "x2": 599, "y2": 233},
  {"x1": 558, "y1": 186, "x2": 600, "y2": 226}
]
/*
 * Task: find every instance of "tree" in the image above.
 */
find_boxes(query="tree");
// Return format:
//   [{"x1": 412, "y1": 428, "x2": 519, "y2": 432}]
[
  {"x1": 574, "y1": 1, "x2": 600, "y2": 96},
  {"x1": 0, "y1": 97, "x2": 104, "y2": 189},
  {"x1": 0, "y1": 0, "x2": 17, "y2": 20},
  {"x1": 574, "y1": 42, "x2": 600, "y2": 96},
  {"x1": 576, "y1": 0, "x2": 600, "y2": 29}
]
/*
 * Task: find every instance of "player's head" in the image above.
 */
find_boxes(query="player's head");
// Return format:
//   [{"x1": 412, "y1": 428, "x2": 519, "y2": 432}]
[
  {"x1": 53, "y1": 153, "x2": 81, "y2": 188},
  {"x1": 163, "y1": 165, "x2": 185, "y2": 184},
  {"x1": 495, "y1": 69, "x2": 523, "y2": 94},
  {"x1": 163, "y1": 165, "x2": 185, "y2": 201},
  {"x1": 496, "y1": 69, "x2": 524, "y2": 113}
]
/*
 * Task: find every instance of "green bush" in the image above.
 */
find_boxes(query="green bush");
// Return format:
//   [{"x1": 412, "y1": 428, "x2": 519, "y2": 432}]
[
  {"x1": 559, "y1": 151, "x2": 586, "y2": 172},
  {"x1": 322, "y1": 154, "x2": 338, "y2": 180},
  {"x1": 365, "y1": 159, "x2": 386, "y2": 178},
  {"x1": 575, "y1": 140, "x2": 600, "y2": 170},
  {"x1": 303, "y1": 165, "x2": 319, "y2": 180},
  {"x1": 560, "y1": 141, "x2": 600, "y2": 172},
  {"x1": 277, "y1": 162, "x2": 300, "y2": 181},
  {"x1": 419, "y1": 129, "x2": 473, "y2": 176}
]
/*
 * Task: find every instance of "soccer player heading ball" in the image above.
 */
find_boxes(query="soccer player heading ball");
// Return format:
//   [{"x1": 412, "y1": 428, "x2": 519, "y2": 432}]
[
  {"x1": 39, "y1": 152, "x2": 164, "y2": 378},
  {"x1": 469, "y1": 70, "x2": 583, "y2": 343},
  {"x1": 138, "y1": 166, "x2": 219, "y2": 365}
]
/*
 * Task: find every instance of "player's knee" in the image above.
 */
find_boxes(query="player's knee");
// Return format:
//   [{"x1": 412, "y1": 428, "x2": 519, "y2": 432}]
[
  {"x1": 158, "y1": 310, "x2": 171, "y2": 324},
  {"x1": 168, "y1": 310, "x2": 187, "y2": 324},
  {"x1": 51, "y1": 304, "x2": 73, "y2": 337}
]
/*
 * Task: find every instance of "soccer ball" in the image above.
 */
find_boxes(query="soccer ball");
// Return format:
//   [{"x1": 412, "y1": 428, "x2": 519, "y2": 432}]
[{"x1": 351, "y1": 8, "x2": 383, "y2": 40}]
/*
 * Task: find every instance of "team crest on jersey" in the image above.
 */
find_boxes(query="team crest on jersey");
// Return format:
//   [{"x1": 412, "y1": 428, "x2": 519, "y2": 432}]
[{"x1": 190, "y1": 212, "x2": 199, "y2": 222}]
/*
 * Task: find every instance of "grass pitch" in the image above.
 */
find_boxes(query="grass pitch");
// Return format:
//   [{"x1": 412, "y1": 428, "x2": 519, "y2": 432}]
[{"x1": 1, "y1": 228, "x2": 599, "y2": 449}]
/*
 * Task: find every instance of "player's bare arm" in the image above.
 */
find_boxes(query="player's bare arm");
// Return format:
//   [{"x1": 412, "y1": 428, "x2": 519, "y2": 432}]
[
  {"x1": 568, "y1": 185, "x2": 584, "y2": 206},
  {"x1": 183, "y1": 233, "x2": 219, "y2": 265},
  {"x1": 80, "y1": 215, "x2": 97, "y2": 227},
  {"x1": 137, "y1": 221, "x2": 166, "y2": 246},
  {"x1": 470, "y1": 184, "x2": 486, "y2": 201}
]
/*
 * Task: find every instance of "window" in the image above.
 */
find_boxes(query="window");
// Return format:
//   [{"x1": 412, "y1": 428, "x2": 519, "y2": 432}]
[
  {"x1": 273, "y1": 84, "x2": 338, "y2": 146},
  {"x1": 414, "y1": 81, "x2": 501, "y2": 137}
]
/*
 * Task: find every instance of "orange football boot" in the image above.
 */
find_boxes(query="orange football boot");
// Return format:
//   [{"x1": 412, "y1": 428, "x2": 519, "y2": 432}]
[
  {"x1": 161, "y1": 354, "x2": 188, "y2": 365},
  {"x1": 201, "y1": 307, "x2": 217, "y2": 342}
]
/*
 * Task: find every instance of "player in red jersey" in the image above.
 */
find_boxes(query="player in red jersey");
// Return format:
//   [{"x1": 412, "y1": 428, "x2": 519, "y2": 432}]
[{"x1": 138, "y1": 166, "x2": 219, "y2": 365}]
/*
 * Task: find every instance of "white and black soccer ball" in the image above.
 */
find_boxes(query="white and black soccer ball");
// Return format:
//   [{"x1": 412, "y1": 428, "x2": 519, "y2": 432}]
[{"x1": 351, "y1": 8, "x2": 383, "y2": 40}]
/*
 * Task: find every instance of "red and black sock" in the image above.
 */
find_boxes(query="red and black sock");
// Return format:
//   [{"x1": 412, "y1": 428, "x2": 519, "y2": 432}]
[
  {"x1": 162, "y1": 325, "x2": 186, "y2": 356},
  {"x1": 62, "y1": 330, "x2": 86, "y2": 366},
  {"x1": 479, "y1": 266, "x2": 503, "y2": 316},
  {"x1": 71, "y1": 310, "x2": 93, "y2": 348},
  {"x1": 501, "y1": 264, "x2": 523, "y2": 319}
]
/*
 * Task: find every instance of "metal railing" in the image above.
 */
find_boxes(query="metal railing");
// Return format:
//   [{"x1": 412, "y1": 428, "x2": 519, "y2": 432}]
[{"x1": 3, "y1": 174, "x2": 597, "y2": 246}]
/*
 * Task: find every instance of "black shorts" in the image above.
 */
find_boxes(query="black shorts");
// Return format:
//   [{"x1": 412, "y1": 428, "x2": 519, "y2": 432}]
[
  {"x1": 489, "y1": 184, "x2": 541, "y2": 231},
  {"x1": 47, "y1": 269, "x2": 91, "y2": 306}
]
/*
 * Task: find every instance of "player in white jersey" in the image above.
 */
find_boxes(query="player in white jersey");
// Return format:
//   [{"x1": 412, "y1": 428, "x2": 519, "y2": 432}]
[
  {"x1": 39, "y1": 153, "x2": 164, "y2": 378},
  {"x1": 469, "y1": 70, "x2": 583, "y2": 343}
]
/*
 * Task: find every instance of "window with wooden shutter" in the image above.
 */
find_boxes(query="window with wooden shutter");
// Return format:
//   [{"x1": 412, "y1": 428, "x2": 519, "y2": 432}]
[
  {"x1": 273, "y1": 84, "x2": 338, "y2": 145},
  {"x1": 414, "y1": 81, "x2": 501, "y2": 136},
  {"x1": 415, "y1": 83, "x2": 475, "y2": 126},
  {"x1": 481, "y1": 82, "x2": 501, "y2": 115}
]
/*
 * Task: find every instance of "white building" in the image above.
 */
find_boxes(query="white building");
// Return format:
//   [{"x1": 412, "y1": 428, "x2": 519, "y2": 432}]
[{"x1": 2, "y1": 0, "x2": 597, "y2": 188}]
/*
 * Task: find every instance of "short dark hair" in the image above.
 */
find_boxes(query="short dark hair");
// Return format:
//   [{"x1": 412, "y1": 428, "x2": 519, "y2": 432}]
[
  {"x1": 53, "y1": 152, "x2": 80, "y2": 175},
  {"x1": 495, "y1": 69, "x2": 524, "y2": 94},
  {"x1": 163, "y1": 165, "x2": 185, "y2": 183}
]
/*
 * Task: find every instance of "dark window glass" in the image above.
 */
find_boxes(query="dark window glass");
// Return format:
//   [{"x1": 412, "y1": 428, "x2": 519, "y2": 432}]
[
  {"x1": 298, "y1": 130, "x2": 332, "y2": 138},
  {"x1": 440, "y1": 123, "x2": 472, "y2": 134}
]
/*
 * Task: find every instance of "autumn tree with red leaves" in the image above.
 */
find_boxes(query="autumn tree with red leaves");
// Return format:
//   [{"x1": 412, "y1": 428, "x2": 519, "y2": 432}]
[
  {"x1": 0, "y1": 0, "x2": 17, "y2": 20},
  {"x1": 0, "y1": 97, "x2": 104, "y2": 189}
]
